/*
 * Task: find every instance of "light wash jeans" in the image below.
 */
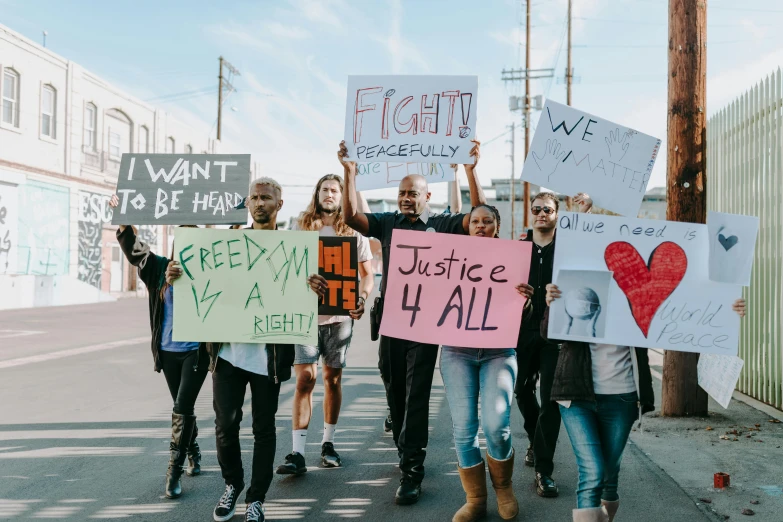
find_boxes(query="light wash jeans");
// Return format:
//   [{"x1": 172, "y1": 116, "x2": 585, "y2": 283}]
[
  {"x1": 439, "y1": 347, "x2": 518, "y2": 468},
  {"x1": 559, "y1": 392, "x2": 638, "y2": 508}
]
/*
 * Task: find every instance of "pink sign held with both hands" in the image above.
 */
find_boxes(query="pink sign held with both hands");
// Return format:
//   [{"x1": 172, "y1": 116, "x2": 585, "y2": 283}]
[{"x1": 380, "y1": 229, "x2": 532, "y2": 348}]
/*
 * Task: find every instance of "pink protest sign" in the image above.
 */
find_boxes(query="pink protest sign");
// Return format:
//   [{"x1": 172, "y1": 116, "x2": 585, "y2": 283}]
[{"x1": 380, "y1": 229, "x2": 532, "y2": 348}]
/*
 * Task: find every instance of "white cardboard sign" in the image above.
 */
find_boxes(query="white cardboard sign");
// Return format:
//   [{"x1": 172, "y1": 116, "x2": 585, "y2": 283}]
[
  {"x1": 356, "y1": 162, "x2": 455, "y2": 191},
  {"x1": 344, "y1": 75, "x2": 478, "y2": 164},
  {"x1": 551, "y1": 213, "x2": 742, "y2": 355},
  {"x1": 521, "y1": 100, "x2": 661, "y2": 217},
  {"x1": 698, "y1": 353, "x2": 744, "y2": 409},
  {"x1": 707, "y1": 211, "x2": 759, "y2": 286}
]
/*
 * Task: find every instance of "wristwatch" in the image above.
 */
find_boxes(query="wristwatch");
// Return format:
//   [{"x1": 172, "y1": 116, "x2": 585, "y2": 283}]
[{"x1": 358, "y1": 296, "x2": 366, "y2": 305}]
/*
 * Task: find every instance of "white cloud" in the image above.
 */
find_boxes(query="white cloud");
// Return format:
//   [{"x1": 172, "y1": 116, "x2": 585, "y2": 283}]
[
  {"x1": 288, "y1": 0, "x2": 345, "y2": 28},
  {"x1": 262, "y1": 21, "x2": 311, "y2": 40},
  {"x1": 369, "y1": 0, "x2": 430, "y2": 74},
  {"x1": 708, "y1": 48, "x2": 783, "y2": 114}
]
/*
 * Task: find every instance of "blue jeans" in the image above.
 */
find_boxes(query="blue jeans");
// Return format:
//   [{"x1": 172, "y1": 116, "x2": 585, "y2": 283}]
[
  {"x1": 559, "y1": 392, "x2": 639, "y2": 508},
  {"x1": 440, "y1": 347, "x2": 518, "y2": 468}
]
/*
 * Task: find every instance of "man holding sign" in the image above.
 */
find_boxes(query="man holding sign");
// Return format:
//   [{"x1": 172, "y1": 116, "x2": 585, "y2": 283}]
[
  {"x1": 340, "y1": 138, "x2": 485, "y2": 505},
  {"x1": 167, "y1": 177, "x2": 297, "y2": 522},
  {"x1": 276, "y1": 174, "x2": 374, "y2": 476}
]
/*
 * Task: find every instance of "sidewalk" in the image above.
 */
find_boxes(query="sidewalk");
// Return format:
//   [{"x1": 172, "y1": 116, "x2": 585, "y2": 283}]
[{"x1": 630, "y1": 351, "x2": 783, "y2": 522}]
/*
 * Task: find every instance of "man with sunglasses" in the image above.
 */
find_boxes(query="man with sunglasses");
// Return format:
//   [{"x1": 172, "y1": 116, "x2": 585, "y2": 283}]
[{"x1": 515, "y1": 191, "x2": 592, "y2": 500}]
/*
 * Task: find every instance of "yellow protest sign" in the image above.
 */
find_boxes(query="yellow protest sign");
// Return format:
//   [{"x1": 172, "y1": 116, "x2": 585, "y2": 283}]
[{"x1": 172, "y1": 228, "x2": 319, "y2": 344}]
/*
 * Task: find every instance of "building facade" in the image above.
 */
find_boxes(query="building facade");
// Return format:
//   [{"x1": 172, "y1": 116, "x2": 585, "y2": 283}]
[{"x1": 0, "y1": 24, "x2": 219, "y2": 309}]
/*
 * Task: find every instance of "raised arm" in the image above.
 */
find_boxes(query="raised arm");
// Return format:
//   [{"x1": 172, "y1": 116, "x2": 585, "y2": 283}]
[
  {"x1": 462, "y1": 140, "x2": 486, "y2": 231},
  {"x1": 340, "y1": 140, "x2": 370, "y2": 236}
]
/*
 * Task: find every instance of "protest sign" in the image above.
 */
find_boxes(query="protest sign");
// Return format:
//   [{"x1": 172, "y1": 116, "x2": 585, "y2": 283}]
[
  {"x1": 707, "y1": 211, "x2": 759, "y2": 286},
  {"x1": 172, "y1": 228, "x2": 319, "y2": 344},
  {"x1": 698, "y1": 353, "x2": 744, "y2": 409},
  {"x1": 344, "y1": 75, "x2": 478, "y2": 164},
  {"x1": 551, "y1": 212, "x2": 742, "y2": 355},
  {"x1": 112, "y1": 154, "x2": 251, "y2": 225},
  {"x1": 521, "y1": 100, "x2": 661, "y2": 217},
  {"x1": 356, "y1": 162, "x2": 455, "y2": 191},
  {"x1": 549, "y1": 270, "x2": 614, "y2": 343},
  {"x1": 380, "y1": 229, "x2": 531, "y2": 348},
  {"x1": 319, "y1": 236, "x2": 358, "y2": 316}
]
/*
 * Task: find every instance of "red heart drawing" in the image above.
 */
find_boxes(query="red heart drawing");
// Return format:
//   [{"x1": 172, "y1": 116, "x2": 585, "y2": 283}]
[{"x1": 604, "y1": 241, "x2": 687, "y2": 337}]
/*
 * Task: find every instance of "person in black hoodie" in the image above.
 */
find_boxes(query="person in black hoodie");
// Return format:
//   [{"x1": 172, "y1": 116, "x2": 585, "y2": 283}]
[
  {"x1": 109, "y1": 196, "x2": 209, "y2": 501},
  {"x1": 515, "y1": 191, "x2": 593, "y2": 498},
  {"x1": 166, "y1": 177, "x2": 299, "y2": 522}
]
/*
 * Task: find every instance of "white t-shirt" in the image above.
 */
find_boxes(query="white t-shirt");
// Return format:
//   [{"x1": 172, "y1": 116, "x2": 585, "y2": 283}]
[
  {"x1": 292, "y1": 223, "x2": 373, "y2": 326},
  {"x1": 218, "y1": 343, "x2": 268, "y2": 376},
  {"x1": 589, "y1": 344, "x2": 636, "y2": 395}
]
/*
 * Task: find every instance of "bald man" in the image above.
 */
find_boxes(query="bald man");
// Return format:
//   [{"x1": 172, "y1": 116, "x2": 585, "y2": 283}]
[{"x1": 338, "y1": 140, "x2": 485, "y2": 505}]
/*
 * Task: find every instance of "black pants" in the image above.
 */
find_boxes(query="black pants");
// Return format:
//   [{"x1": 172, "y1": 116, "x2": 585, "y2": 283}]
[
  {"x1": 379, "y1": 335, "x2": 438, "y2": 483},
  {"x1": 160, "y1": 346, "x2": 209, "y2": 417},
  {"x1": 515, "y1": 329, "x2": 561, "y2": 477},
  {"x1": 213, "y1": 358, "x2": 281, "y2": 504}
]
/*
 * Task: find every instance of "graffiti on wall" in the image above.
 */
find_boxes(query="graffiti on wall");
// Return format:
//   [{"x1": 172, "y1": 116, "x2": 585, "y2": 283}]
[
  {"x1": 77, "y1": 191, "x2": 112, "y2": 288},
  {"x1": 0, "y1": 183, "x2": 18, "y2": 274},
  {"x1": 138, "y1": 225, "x2": 158, "y2": 250},
  {"x1": 18, "y1": 181, "x2": 69, "y2": 275}
]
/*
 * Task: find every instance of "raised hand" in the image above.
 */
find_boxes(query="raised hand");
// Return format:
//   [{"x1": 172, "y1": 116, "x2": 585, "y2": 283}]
[
  {"x1": 166, "y1": 260, "x2": 183, "y2": 285},
  {"x1": 732, "y1": 298, "x2": 746, "y2": 318},
  {"x1": 545, "y1": 283, "x2": 561, "y2": 307},
  {"x1": 109, "y1": 194, "x2": 119, "y2": 209},
  {"x1": 516, "y1": 283, "x2": 534, "y2": 299},
  {"x1": 605, "y1": 128, "x2": 631, "y2": 162},
  {"x1": 532, "y1": 139, "x2": 566, "y2": 181},
  {"x1": 337, "y1": 140, "x2": 356, "y2": 174},
  {"x1": 574, "y1": 192, "x2": 593, "y2": 213},
  {"x1": 465, "y1": 139, "x2": 480, "y2": 170}
]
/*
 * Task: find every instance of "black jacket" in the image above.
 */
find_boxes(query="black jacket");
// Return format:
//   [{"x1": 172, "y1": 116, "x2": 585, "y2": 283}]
[
  {"x1": 116, "y1": 226, "x2": 208, "y2": 373},
  {"x1": 521, "y1": 229, "x2": 556, "y2": 329},
  {"x1": 540, "y1": 307, "x2": 655, "y2": 418}
]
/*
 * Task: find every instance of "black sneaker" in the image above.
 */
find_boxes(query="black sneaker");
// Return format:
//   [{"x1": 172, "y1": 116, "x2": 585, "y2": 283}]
[
  {"x1": 213, "y1": 484, "x2": 241, "y2": 522},
  {"x1": 384, "y1": 413, "x2": 393, "y2": 433},
  {"x1": 524, "y1": 444, "x2": 535, "y2": 467},
  {"x1": 245, "y1": 501, "x2": 264, "y2": 522},
  {"x1": 276, "y1": 452, "x2": 307, "y2": 475},
  {"x1": 321, "y1": 442, "x2": 342, "y2": 468}
]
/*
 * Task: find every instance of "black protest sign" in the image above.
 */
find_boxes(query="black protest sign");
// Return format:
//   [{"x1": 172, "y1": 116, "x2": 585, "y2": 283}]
[
  {"x1": 111, "y1": 154, "x2": 251, "y2": 225},
  {"x1": 318, "y1": 236, "x2": 358, "y2": 316}
]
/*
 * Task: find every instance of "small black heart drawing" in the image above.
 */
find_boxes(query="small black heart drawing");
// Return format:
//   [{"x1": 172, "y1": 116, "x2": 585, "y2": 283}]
[{"x1": 718, "y1": 233, "x2": 739, "y2": 251}]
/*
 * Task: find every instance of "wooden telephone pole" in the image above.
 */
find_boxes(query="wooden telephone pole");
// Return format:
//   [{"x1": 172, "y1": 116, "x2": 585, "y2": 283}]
[
  {"x1": 661, "y1": 0, "x2": 708, "y2": 416},
  {"x1": 523, "y1": 0, "x2": 531, "y2": 231},
  {"x1": 217, "y1": 56, "x2": 240, "y2": 141},
  {"x1": 565, "y1": 0, "x2": 574, "y2": 211}
]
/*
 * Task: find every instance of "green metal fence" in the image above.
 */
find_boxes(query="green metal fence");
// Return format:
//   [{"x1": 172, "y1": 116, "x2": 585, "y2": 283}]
[{"x1": 707, "y1": 67, "x2": 783, "y2": 410}]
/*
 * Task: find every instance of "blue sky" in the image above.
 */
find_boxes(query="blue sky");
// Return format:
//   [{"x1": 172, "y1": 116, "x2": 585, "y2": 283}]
[{"x1": 2, "y1": 0, "x2": 782, "y2": 219}]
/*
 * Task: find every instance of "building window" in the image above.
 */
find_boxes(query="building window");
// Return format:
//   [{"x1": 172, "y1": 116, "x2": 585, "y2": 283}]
[
  {"x1": 41, "y1": 85, "x2": 56, "y2": 139},
  {"x1": 84, "y1": 103, "x2": 97, "y2": 150},
  {"x1": 166, "y1": 137, "x2": 175, "y2": 153},
  {"x1": 2, "y1": 69, "x2": 20, "y2": 127},
  {"x1": 139, "y1": 125, "x2": 149, "y2": 153},
  {"x1": 109, "y1": 128, "x2": 121, "y2": 159},
  {"x1": 185, "y1": 144, "x2": 193, "y2": 154}
]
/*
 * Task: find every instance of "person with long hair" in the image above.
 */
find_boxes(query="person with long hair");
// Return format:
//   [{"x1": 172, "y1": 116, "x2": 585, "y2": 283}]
[
  {"x1": 544, "y1": 283, "x2": 747, "y2": 522},
  {"x1": 276, "y1": 174, "x2": 374, "y2": 475},
  {"x1": 108, "y1": 196, "x2": 209, "y2": 500},
  {"x1": 439, "y1": 204, "x2": 534, "y2": 521}
]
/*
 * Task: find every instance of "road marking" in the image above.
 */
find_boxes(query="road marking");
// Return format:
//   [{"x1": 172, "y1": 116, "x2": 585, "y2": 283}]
[
  {"x1": 0, "y1": 337, "x2": 148, "y2": 370},
  {"x1": 0, "y1": 329, "x2": 45, "y2": 339}
]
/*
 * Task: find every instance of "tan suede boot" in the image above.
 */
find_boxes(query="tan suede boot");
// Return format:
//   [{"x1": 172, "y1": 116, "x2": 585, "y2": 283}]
[
  {"x1": 486, "y1": 450, "x2": 519, "y2": 520},
  {"x1": 601, "y1": 500, "x2": 619, "y2": 521},
  {"x1": 572, "y1": 506, "x2": 610, "y2": 522},
  {"x1": 453, "y1": 461, "x2": 487, "y2": 522}
]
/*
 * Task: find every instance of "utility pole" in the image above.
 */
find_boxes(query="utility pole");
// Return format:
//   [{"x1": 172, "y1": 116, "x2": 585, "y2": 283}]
[
  {"x1": 507, "y1": 123, "x2": 516, "y2": 239},
  {"x1": 564, "y1": 0, "x2": 574, "y2": 211},
  {"x1": 217, "y1": 56, "x2": 240, "y2": 141},
  {"x1": 523, "y1": 0, "x2": 531, "y2": 231},
  {"x1": 661, "y1": 0, "x2": 708, "y2": 416}
]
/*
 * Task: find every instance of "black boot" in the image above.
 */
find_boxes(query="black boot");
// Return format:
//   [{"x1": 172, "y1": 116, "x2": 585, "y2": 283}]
[
  {"x1": 164, "y1": 413, "x2": 196, "y2": 499},
  {"x1": 186, "y1": 420, "x2": 201, "y2": 477}
]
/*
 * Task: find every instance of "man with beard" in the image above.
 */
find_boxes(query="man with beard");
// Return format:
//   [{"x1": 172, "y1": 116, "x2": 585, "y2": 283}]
[
  {"x1": 167, "y1": 178, "x2": 296, "y2": 522},
  {"x1": 515, "y1": 191, "x2": 592, "y2": 500},
  {"x1": 276, "y1": 174, "x2": 374, "y2": 475},
  {"x1": 339, "y1": 139, "x2": 486, "y2": 505}
]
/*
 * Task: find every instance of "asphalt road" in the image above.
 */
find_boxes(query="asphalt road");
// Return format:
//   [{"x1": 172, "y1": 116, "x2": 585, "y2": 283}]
[{"x1": 0, "y1": 297, "x2": 713, "y2": 521}]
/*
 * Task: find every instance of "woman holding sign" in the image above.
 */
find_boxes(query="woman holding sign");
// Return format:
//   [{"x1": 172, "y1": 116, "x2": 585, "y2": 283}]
[
  {"x1": 109, "y1": 195, "x2": 210, "y2": 501},
  {"x1": 544, "y1": 284, "x2": 747, "y2": 522},
  {"x1": 439, "y1": 204, "x2": 534, "y2": 522}
]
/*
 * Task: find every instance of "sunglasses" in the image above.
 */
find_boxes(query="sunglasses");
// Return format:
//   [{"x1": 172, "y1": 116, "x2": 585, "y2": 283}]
[{"x1": 531, "y1": 206, "x2": 556, "y2": 215}]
